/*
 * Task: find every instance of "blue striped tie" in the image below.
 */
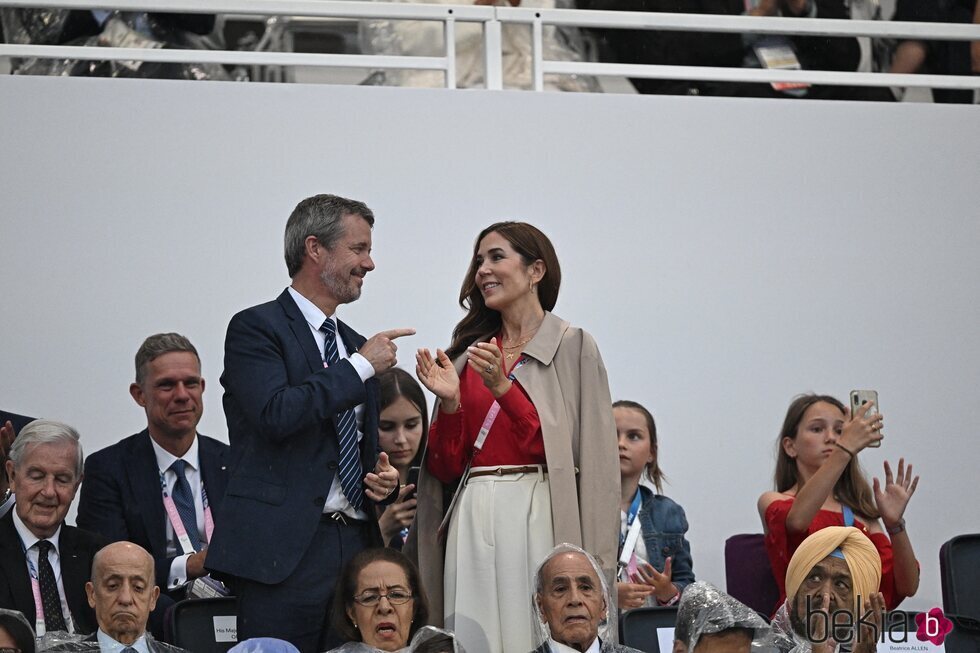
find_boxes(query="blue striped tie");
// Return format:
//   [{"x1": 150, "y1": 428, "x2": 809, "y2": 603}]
[{"x1": 320, "y1": 318, "x2": 364, "y2": 511}]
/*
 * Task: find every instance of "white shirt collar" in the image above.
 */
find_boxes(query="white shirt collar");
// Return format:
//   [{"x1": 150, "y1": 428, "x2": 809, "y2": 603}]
[
  {"x1": 97, "y1": 628, "x2": 150, "y2": 653},
  {"x1": 11, "y1": 505, "x2": 62, "y2": 551},
  {"x1": 549, "y1": 637, "x2": 600, "y2": 653},
  {"x1": 288, "y1": 285, "x2": 333, "y2": 331},
  {"x1": 150, "y1": 433, "x2": 200, "y2": 475}
]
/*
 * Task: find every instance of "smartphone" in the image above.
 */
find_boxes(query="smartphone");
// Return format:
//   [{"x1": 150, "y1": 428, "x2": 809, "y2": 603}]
[
  {"x1": 405, "y1": 466, "x2": 421, "y2": 500},
  {"x1": 850, "y1": 389, "x2": 881, "y2": 448}
]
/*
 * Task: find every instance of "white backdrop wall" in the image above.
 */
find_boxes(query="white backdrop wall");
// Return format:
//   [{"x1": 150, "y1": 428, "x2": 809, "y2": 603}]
[{"x1": 1, "y1": 74, "x2": 978, "y2": 612}]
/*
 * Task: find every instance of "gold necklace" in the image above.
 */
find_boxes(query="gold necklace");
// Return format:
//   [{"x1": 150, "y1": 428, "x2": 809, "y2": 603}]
[{"x1": 501, "y1": 330, "x2": 538, "y2": 360}]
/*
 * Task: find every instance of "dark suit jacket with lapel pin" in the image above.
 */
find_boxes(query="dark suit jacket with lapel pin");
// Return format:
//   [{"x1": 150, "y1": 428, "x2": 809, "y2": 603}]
[
  {"x1": 76, "y1": 429, "x2": 230, "y2": 595},
  {"x1": 0, "y1": 511, "x2": 106, "y2": 634}
]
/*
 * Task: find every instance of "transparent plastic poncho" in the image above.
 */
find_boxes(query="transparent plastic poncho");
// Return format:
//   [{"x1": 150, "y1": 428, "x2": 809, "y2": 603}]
[
  {"x1": 359, "y1": 0, "x2": 597, "y2": 91},
  {"x1": 325, "y1": 626, "x2": 467, "y2": 653},
  {"x1": 675, "y1": 582, "x2": 784, "y2": 653},
  {"x1": 0, "y1": 8, "x2": 227, "y2": 79}
]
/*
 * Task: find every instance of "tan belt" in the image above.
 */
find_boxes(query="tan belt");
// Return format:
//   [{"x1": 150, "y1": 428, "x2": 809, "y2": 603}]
[{"x1": 467, "y1": 465, "x2": 547, "y2": 479}]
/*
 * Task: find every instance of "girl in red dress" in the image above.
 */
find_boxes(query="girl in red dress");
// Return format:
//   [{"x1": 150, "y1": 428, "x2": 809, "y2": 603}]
[{"x1": 757, "y1": 394, "x2": 920, "y2": 615}]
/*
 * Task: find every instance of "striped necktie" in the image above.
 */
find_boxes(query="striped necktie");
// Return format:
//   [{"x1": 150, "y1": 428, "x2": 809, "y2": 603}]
[{"x1": 319, "y1": 318, "x2": 364, "y2": 510}]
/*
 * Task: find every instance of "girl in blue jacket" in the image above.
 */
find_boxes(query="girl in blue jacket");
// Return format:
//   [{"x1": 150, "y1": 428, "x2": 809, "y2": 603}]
[{"x1": 614, "y1": 399, "x2": 695, "y2": 609}]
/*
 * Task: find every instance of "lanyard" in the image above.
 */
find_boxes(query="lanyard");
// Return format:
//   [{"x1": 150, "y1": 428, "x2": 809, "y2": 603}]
[
  {"x1": 618, "y1": 490, "x2": 643, "y2": 578},
  {"x1": 17, "y1": 537, "x2": 73, "y2": 635},
  {"x1": 437, "y1": 356, "x2": 529, "y2": 540},
  {"x1": 471, "y1": 357, "x2": 528, "y2": 455},
  {"x1": 24, "y1": 548, "x2": 45, "y2": 634},
  {"x1": 159, "y1": 469, "x2": 215, "y2": 555}
]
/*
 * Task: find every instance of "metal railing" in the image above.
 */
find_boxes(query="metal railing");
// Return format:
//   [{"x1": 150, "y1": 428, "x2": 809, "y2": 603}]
[{"x1": 1, "y1": 0, "x2": 979, "y2": 93}]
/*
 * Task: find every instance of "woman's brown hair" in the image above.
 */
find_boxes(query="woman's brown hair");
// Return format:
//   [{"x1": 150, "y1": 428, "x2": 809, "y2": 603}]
[
  {"x1": 446, "y1": 222, "x2": 561, "y2": 360},
  {"x1": 774, "y1": 393, "x2": 879, "y2": 519},
  {"x1": 613, "y1": 400, "x2": 666, "y2": 493}
]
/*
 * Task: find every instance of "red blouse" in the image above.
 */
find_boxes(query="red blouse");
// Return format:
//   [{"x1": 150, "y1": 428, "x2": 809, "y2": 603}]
[
  {"x1": 764, "y1": 497, "x2": 904, "y2": 614},
  {"x1": 425, "y1": 349, "x2": 545, "y2": 484}
]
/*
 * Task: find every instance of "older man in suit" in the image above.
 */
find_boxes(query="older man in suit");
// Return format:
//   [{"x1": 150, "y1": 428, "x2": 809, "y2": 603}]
[
  {"x1": 206, "y1": 193, "x2": 411, "y2": 653},
  {"x1": 0, "y1": 419, "x2": 106, "y2": 637},
  {"x1": 531, "y1": 545, "x2": 642, "y2": 653},
  {"x1": 78, "y1": 333, "x2": 230, "y2": 599}
]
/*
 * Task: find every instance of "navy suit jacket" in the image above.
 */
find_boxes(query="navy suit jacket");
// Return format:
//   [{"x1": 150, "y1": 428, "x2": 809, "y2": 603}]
[
  {"x1": 76, "y1": 430, "x2": 230, "y2": 592},
  {"x1": 206, "y1": 289, "x2": 385, "y2": 585},
  {"x1": 0, "y1": 411, "x2": 35, "y2": 434},
  {"x1": 0, "y1": 511, "x2": 106, "y2": 635}
]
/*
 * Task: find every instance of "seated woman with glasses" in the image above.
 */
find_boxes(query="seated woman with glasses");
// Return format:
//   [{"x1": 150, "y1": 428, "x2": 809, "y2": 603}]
[{"x1": 327, "y1": 548, "x2": 431, "y2": 652}]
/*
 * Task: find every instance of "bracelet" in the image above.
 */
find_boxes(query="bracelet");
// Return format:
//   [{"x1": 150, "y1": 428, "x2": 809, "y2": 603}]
[
  {"x1": 886, "y1": 519, "x2": 906, "y2": 535},
  {"x1": 834, "y1": 442, "x2": 855, "y2": 459}
]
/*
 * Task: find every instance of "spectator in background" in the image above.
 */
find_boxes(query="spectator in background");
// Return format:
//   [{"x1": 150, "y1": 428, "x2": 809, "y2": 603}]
[
  {"x1": 47, "y1": 542, "x2": 190, "y2": 653},
  {"x1": 1, "y1": 411, "x2": 35, "y2": 519},
  {"x1": 890, "y1": 0, "x2": 980, "y2": 103},
  {"x1": 327, "y1": 548, "x2": 430, "y2": 653},
  {"x1": 741, "y1": 0, "x2": 893, "y2": 101},
  {"x1": 360, "y1": 0, "x2": 596, "y2": 91},
  {"x1": 0, "y1": 420, "x2": 106, "y2": 637},
  {"x1": 758, "y1": 394, "x2": 919, "y2": 615},
  {"x1": 578, "y1": 0, "x2": 748, "y2": 96},
  {"x1": 770, "y1": 527, "x2": 885, "y2": 653},
  {"x1": 672, "y1": 582, "x2": 775, "y2": 653},
  {"x1": 0, "y1": 608, "x2": 35, "y2": 653},
  {"x1": 77, "y1": 333, "x2": 230, "y2": 600},
  {"x1": 613, "y1": 400, "x2": 694, "y2": 610},
  {"x1": 376, "y1": 368, "x2": 428, "y2": 549},
  {"x1": 0, "y1": 8, "x2": 220, "y2": 78},
  {"x1": 530, "y1": 544, "x2": 643, "y2": 653}
]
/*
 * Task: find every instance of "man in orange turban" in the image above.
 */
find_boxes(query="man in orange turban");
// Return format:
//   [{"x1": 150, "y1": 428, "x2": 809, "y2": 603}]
[{"x1": 775, "y1": 527, "x2": 886, "y2": 653}]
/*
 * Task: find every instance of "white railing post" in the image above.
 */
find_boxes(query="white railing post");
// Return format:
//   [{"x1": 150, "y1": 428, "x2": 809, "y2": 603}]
[
  {"x1": 531, "y1": 14, "x2": 543, "y2": 92},
  {"x1": 444, "y1": 12, "x2": 457, "y2": 89},
  {"x1": 484, "y1": 14, "x2": 503, "y2": 90}
]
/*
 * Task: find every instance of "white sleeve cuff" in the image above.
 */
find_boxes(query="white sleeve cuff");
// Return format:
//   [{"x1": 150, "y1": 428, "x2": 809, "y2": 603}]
[
  {"x1": 169, "y1": 554, "x2": 192, "y2": 590},
  {"x1": 350, "y1": 353, "x2": 375, "y2": 382}
]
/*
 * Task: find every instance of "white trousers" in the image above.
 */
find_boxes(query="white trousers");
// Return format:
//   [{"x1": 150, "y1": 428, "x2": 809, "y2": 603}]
[{"x1": 444, "y1": 467, "x2": 554, "y2": 653}]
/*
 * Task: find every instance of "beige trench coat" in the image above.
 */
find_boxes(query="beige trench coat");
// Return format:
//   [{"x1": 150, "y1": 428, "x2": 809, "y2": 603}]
[{"x1": 405, "y1": 312, "x2": 621, "y2": 627}]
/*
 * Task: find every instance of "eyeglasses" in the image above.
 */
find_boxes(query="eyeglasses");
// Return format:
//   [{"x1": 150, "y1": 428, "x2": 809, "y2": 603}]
[{"x1": 352, "y1": 589, "x2": 414, "y2": 606}]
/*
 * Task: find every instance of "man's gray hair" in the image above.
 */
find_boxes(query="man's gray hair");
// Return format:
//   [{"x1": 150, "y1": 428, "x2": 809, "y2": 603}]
[
  {"x1": 531, "y1": 543, "x2": 613, "y2": 646},
  {"x1": 283, "y1": 194, "x2": 375, "y2": 278},
  {"x1": 8, "y1": 419, "x2": 84, "y2": 480},
  {"x1": 135, "y1": 333, "x2": 200, "y2": 385}
]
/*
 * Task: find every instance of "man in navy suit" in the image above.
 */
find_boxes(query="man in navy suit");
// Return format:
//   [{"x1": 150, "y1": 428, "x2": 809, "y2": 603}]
[
  {"x1": 77, "y1": 333, "x2": 230, "y2": 599},
  {"x1": 206, "y1": 193, "x2": 411, "y2": 653}
]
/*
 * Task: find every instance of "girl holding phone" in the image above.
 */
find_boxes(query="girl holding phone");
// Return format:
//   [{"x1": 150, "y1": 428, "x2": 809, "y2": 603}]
[{"x1": 758, "y1": 393, "x2": 920, "y2": 614}]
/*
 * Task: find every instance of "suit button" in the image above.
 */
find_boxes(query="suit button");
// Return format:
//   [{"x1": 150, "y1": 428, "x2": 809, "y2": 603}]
[
  {"x1": 314, "y1": 497, "x2": 325, "y2": 507},
  {"x1": 662, "y1": 546, "x2": 671, "y2": 556},
  {"x1": 327, "y1": 462, "x2": 338, "y2": 470}
]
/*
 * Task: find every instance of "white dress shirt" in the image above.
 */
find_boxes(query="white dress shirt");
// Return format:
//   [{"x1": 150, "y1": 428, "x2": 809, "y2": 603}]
[
  {"x1": 11, "y1": 510, "x2": 75, "y2": 635},
  {"x1": 97, "y1": 628, "x2": 150, "y2": 653},
  {"x1": 288, "y1": 286, "x2": 374, "y2": 520},
  {"x1": 549, "y1": 637, "x2": 601, "y2": 653},
  {"x1": 150, "y1": 435, "x2": 205, "y2": 590}
]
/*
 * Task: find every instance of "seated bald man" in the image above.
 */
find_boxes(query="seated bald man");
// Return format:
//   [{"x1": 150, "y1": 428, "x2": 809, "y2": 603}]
[
  {"x1": 43, "y1": 542, "x2": 191, "y2": 653},
  {"x1": 772, "y1": 526, "x2": 885, "y2": 653},
  {"x1": 531, "y1": 544, "x2": 642, "y2": 653},
  {"x1": 673, "y1": 582, "x2": 777, "y2": 653}
]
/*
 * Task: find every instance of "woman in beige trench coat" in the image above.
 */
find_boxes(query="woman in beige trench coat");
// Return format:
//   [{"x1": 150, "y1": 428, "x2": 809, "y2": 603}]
[{"x1": 408, "y1": 221, "x2": 620, "y2": 653}]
